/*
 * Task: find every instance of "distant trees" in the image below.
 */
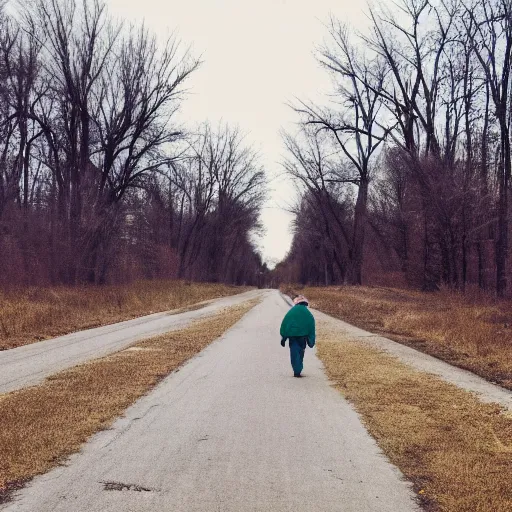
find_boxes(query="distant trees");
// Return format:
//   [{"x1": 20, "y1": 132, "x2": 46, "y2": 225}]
[
  {"x1": 0, "y1": 0, "x2": 265, "y2": 286},
  {"x1": 280, "y1": 0, "x2": 512, "y2": 297},
  {"x1": 282, "y1": 128, "x2": 353, "y2": 284},
  {"x1": 291, "y1": 19, "x2": 389, "y2": 284},
  {"x1": 167, "y1": 123, "x2": 265, "y2": 283}
]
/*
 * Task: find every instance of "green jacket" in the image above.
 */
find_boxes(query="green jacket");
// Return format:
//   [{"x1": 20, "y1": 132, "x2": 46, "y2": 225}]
[{"x1": 280, "y1": 304, "x2": 316, "y2": 346}]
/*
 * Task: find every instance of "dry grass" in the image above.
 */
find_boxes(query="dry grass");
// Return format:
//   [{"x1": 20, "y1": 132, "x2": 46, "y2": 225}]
[
  {"x1": 0, "y1": 298, "x2": 259, "y2": 500},
  {"x1": 0, "y1": 280, "x2": 249, "y2": 350},
  {"x1": 317, "y1": 323, "x2": 512, "y2": 512},
  {"x1": 282, "y1": 285, "x2": 512, "y2": 390}
]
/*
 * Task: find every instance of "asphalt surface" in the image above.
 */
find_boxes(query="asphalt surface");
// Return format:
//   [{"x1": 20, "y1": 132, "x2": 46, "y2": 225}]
[
  {"x1": 2, "y1": 290, "x2": 417, "y2": 512},
  {"x1": 0, "y1": 289, "x2": 263, "y2": 394}
]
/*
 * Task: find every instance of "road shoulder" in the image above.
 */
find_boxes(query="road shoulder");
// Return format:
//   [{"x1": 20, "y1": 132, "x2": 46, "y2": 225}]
[
  {"x1": 0, "y1": 290, "x2": 264, "y2": 394},
  {"x1": 317, "y1": 320, "x2": 512, "y2": 511},
  {"x1": 0, "y1": 299, "x2": 259, "y2": 503},
  {"x1": 315, "y1": 309, "x2": 512, "y2": 410}
]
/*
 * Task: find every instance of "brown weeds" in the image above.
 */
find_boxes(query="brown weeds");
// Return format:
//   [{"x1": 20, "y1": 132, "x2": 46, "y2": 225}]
[
  {"x1": 0, "y1": 281, "x2": 249, "y2": 350},
  {"x1": 0, "y1": 299, "x2": 258, "y2": 498},
  {"x1": 317, "y1": 323, "x2": 512, "y2": 512},
  {"x1": 285, "y1": 285, "x2": 512, "y2": 389}
]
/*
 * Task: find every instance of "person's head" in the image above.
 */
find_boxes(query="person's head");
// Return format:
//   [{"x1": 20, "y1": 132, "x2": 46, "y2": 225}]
[{"x1": 293, "y1": 295, "x2": 309, "y2": 307}]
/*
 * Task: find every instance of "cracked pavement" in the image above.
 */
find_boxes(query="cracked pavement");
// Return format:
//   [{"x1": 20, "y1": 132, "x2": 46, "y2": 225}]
[{"x1": 1, "y1": 290, "x2": 418, "y2": 512}]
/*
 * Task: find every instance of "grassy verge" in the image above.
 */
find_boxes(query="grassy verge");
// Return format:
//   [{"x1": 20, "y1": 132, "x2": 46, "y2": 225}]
[
  {"x1": 0, "y1": 298, "x2": 259, "y2": 501},
  {"x1": 317, "y1": 322, "x2": 512, "y2": 512},
  {"x1": 282, "y1": 285, "x2": 512, "y2": 390},
  {"x1": 0, "y1": 280, "x2": 250, "y2": 350}
]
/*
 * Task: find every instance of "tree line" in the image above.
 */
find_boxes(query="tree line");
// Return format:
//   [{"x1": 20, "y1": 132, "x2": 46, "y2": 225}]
[
  {"x1": 277, "y1": 0, "x2": 512, "y2": 296},
  {"x1": 0, "y1": 0, "x2": 265, "y2": 286}
]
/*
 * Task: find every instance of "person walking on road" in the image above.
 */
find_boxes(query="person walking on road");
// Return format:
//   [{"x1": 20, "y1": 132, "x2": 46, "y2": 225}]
[{"x1": 280, "y1": 295, "x2": 316, "y2": 377}]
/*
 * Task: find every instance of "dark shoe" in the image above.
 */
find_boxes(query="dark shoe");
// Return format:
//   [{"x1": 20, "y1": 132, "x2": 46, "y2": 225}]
[{"x1": 294, "y1": 373, "x2": 302, "y2": 378}]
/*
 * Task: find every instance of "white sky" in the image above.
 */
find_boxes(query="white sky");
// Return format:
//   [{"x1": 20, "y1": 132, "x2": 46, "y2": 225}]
[{"x1": 106, "y1": 0, "x2": 371, "y2": 267}]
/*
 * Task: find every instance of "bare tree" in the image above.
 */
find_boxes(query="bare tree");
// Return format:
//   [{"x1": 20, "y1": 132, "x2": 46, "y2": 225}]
[
  {"x1": 0, "y1": 0, "x2": 266, "y2": 287},
  {"x1": 463, "y1": 0, "x2": 512, "y2": 296},
  {"x1": 169, "y1": 123, "x2": 265, "y2": 282},
  {"x1": 282, "y1": 127, "x2": 350, "y2": 282},
  {"x1": 281, "y1": 0, "x2": 512, "y2": 294},
  {"x1": 20, "y1": 0, "x2": 200, "y2": 283},
  {"x1": 292, "y1": 20, "x2": 390, "y2": 284}
]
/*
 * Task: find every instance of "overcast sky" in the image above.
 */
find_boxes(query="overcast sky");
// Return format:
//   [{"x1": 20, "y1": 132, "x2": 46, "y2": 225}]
[{"x1": 106, "y1": 0, "x2": 371, "y2": 267}]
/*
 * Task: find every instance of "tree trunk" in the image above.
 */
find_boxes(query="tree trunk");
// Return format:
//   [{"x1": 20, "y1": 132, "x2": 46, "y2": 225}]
[
  {"x1": 349, "y1": 177, "x2": 369, "y2": 285},
  {"x1": 496, "y1": 121, "x2": 510, "y2": 297},
  {"x1": 477, "y1": 241, "x2": 485, "y2": 290}
]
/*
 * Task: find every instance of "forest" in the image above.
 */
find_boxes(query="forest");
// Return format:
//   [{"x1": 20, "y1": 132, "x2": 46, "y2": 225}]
[
  {"x1": 276, "y1": 0, "x2": 512, "y2": 297},
  {"x1": 0, "y1": 0, "x2": 265, "y2": 287},
  {"x1": 3, "y1": 0, "x2": 512, "y2": 297}
]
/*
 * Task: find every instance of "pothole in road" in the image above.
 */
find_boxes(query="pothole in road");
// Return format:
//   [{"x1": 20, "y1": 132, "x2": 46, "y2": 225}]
[{"x1": 102, "y1": 481, "x2": 154, "y2": 492}]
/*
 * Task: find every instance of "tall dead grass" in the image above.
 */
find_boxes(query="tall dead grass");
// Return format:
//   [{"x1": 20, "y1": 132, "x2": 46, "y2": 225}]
[
  {"x1": 284, "y1": 285, "x2": 512, "y2": 389},
  {"x1": 0, "y1": 299, "x2": 258, "y2": 500},
  {"x1": 0, "y1": 281, "x2": 249, "y2": 350},
  {"x1": 318, "y1": 323, "x2": 512, "y2": 512}
]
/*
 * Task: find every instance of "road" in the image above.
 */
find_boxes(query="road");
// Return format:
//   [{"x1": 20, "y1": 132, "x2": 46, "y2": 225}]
[
  {"x1": 2, "y1": 290, "x2": 417, "y2": 512},
  {"x1": 0, "y1": 289, "x2": 263, "y2": 394}
]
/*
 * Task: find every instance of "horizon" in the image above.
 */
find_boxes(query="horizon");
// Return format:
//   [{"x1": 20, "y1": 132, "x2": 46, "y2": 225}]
[{"x1": 105, "y1": 0, "x2": 372, "y2": 266}]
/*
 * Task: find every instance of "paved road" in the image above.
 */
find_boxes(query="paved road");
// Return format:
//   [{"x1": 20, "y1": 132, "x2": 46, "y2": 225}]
[
  {"x1": 0, "y1": 289, "x2": 263, "y2": 394},
  {"x1": 2, "y1": 290, "x2": 417, "y2": 512}
]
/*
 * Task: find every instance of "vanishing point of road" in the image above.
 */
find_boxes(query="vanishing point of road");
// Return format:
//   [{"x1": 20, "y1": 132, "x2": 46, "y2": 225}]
[{"x1": 2, "y1": 290, "x2": 418, "y2": 512}]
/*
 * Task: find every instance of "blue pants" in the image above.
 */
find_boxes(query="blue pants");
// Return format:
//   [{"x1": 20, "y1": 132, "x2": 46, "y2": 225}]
[{"x1": 289, "y1": 337, "x2": 307, "y2": 375}]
